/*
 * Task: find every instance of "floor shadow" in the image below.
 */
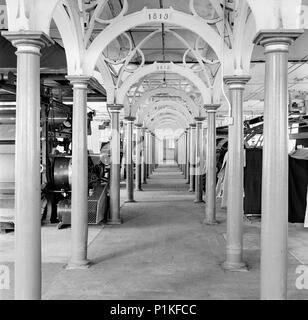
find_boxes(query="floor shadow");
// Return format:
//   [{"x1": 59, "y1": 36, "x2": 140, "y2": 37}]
[{"x1": 90, "y1": 231, "x2": 191, "y2": 265}]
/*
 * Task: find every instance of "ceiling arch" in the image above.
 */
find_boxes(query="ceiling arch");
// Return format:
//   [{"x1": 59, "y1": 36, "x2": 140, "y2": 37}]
[
  {"x1": 138, "y1": 100, "x2": 194, "y2": 124},
  {"x1": 147, "y1": 116, "x2": 187, "y2": 133},
  {"x1": 144, "y1": 109, "x2": 190, "y2": 129},
  {"x1": 84, "y1": 7, "x2": 231, "y2": 75},
  {"x1": 117, "y1": 62, "x2": 211, "y2": 107},
  {"x1": 53, "y1": 2, "x2": 114, "y2": 98},
  {"x1": 132, "y1": 87, "x2": 200, "y2": 118}
]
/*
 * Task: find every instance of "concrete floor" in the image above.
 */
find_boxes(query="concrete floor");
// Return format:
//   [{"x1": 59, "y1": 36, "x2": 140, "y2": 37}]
[{"x1": 1, "y1": 163, "x2": 308, "y2": 300}]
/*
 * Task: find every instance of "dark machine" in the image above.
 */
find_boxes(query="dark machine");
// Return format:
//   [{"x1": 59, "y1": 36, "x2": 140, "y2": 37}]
[
  {"x1": 50, "y1": 154, "x2": 110, "y2": 229},
  {"x1": 41, "y1": 92, "x2": 113, "y2": 229},
  {"x1": 215, "y1": 111, "x2": 308, "y2": 221},
  {"x1": 0, "y1": 88, "x2": 112, "y2": 231}
]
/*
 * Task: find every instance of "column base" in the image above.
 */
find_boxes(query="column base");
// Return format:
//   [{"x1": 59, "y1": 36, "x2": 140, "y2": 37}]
[
  {"x1": 194, "y1": 200, "x2": 205, "y2": 203},
  {"x1": 203, "y1": 219, "x2": 219, "y2": 225},
  {"x1": 188, "y1": 189, "x2": 195, "y2": 193},
  {"x1": 125, "y1": 200, "x2": 136, "y2": 203},
  {"x1": 222, "y1": 261, "x2": 248, "y2": 272},
  {"x1": 65, "y1": 259, "x2": 91, "y2": 270},
  {"x1": 106, "y1": 219, "x2": 123, "y2": 225},
  {"x1": 135, "y1": 188, "x2": 143, "y2": 192}
]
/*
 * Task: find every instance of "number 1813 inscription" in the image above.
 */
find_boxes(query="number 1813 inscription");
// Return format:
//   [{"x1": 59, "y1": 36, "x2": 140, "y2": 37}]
[{"x1": 148, "y1": 12, "x2": 170, "y2": 21}]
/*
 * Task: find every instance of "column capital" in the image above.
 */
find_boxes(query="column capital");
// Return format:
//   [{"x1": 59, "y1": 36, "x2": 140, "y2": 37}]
[
  {"x1": 224, "y1": 75, "x2": 251, "y2": 90},
  {"x1": 189, "y1": 123, "x2": 196, "y2": 128},
  {"x1": 2, "y1": 31, "x2": 53, "y2": 54},
  {"x1": 204, "y1": 104, "x2": 220, "y2": 113},
  {"x1": 108, "y1": 104, "x2": 124, "y2": 112},
  {"x1": 66, "y1": 75, "x2": 91, "y2": 89},
  {"x1": 253, "y1": 29, "x2": 303, "y2": 52},
  {"x1": 124, "y1": 116, "x2": 136, "y2": 122},
  {"x1": 194, "y1": 116, "x2": 206, "y2": 122}
]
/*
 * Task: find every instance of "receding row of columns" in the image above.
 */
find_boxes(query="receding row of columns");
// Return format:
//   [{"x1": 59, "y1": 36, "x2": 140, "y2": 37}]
[
  {"x1": 4, "y1": 28, "x2": 301, "y2": 300},
  {"x1": 2, "y1": 29, "x2": 159, "y2": 299},
  {"x1": 125, "y1": 121, "x2": 158, "y2": 203},
  {"x1": 175, "y1": 30, "x2": 302, "y2": 300}
]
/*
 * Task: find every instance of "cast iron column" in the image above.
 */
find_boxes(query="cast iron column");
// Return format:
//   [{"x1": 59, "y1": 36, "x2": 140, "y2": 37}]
[
  {"x1": 188, "y1": 123, "x2": 196, "y2": 192},
  {"x1": 146, "y1": 131, "x2": 151, "y2": 178},
  {"x1": 222, "y1": 76, "x2": 250, "y2": 271},
  {"x1": 152, "y1": 134, "x2": 155, "y2": 172},
  {"x1": 135, "y1": 123, "x2": 143, "y2": 191},
  {"x1": 108, "y1": 104, "x2": 123, "y2": 224},
  {"x1": 184, "y1": 130, "x2": 188, "y2": 180},
  {"x1": 66, "y1": 76, "x2": 91, "y2": 270},
  {"x1": 203, "y1": 105, "x2": 220, "y2": 224},
  {"x1": 195, "y1": 117, "x2": 205, "y2": 203},
  {"x1": 125, "y1": 116, "x2": 135, "y2": 202},
  {"x1": 186, "y1": 128, "x2": 190, "y2": 184},
  {"x1": 254, "y1": 30, "x2": 303, "y2": 300},
  {"x1": 3, "y1": 31, "x2": 53, "y2": 300},
  {"x1": 142, "y1": 127, "x2": 147, "y2": 184}
]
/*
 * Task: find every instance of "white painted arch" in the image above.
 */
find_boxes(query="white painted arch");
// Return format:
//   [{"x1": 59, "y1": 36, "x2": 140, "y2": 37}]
[
  {"x1": 144, "y1": 109, "x2": 190, "y2": 128},
  {"x1": 132, "y1": 87, "x2": 200, "y2": 117},
  {"x1": 84, "y1": 7, "x2": 231, "y2": 75},
  {"x1": 147, "y1": 116, "x2": 187, "y2": 130},
  {"x1": 53, "y1": 2, "x2": 114, "y2": 98},
  {"x1": 141, "y1": 106, "x2": 192, "y2": 125},
  {"x1": 117, "y1": 62, "x2": 211, "y2": 106},
  {"x1": 145, "y1": 113, "x2": 187, "y2": 128},
  {"x1": 138, "y1": 100, "x2": 194, "y2": 124}
]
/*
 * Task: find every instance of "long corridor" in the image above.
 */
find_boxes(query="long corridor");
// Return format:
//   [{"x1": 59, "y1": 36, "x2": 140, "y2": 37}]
[
  {"x1": 2, "y1": 0, "x2": 308, "y2": 302},
  {"x1": 1, "y1": 164, "x2": 307, "y2": 300},
  {"x1": 42, "y1": 164, "x2": 306, "y2": 300}
]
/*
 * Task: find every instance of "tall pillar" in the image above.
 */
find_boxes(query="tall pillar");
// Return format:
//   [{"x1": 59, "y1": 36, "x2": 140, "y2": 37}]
[
  {"x1": 188, "y1": 123, "x2": 196, "y2": 192},
  {"x1": 304, "y1": 95, "x2": 308, "y2": 115},
  {"x1": 150, "y1": 133, "x2": 154, "y2": 173},
  {"x1": 202, "y1": 125, "x2": 207, "y2": 181},
  {"x1": 175, "y1": 139, "x2": 179, "y2": 164},
  {"x1": 155, "y1": 136, "x2": 160, "y2": 168},
  {"x1": 142, "y1": 127, "x2": 147, "y2": 184},
  {"x1": 152, "y1": 134, "x2": 156, "y2": 171},
  {"x1": 146, "y1": 131, "x2": 151, "y2": 178},
  {"x1": 222, "y1": 76, "x2": 251, "y2": 270},
  {"x1": 194, "y1": 117, "x2": 205, "y2": 203},
  {"x1": 183, "y1": 134, "x2": 185, "y2": 171},
  {"x1": 3, "y1": 31, "x2": 53, "y2": 300},
  {"x1": 66, "y1": 76, "x2": 91, "y2": 270},
  {"x1": 108, "y1": 104, "x2": 123, "y2": 224},
  {"x1": 186, "y1": 128, "x2": 190, "y2": 184},
  {"x1": 125, "y1": 116, "x2": 136, "y2": 202},
  {"x1": 150, "y1": 133, "x2": 153, "y2": 173},
  {"x1": 179, "y1": 136, "x2": 183, "y2": 172},
  {"x1": 254, "y1": 30, "x2": 302, "y2": 300},
  {"x1": 121, "y1": 122, "x2": 127, "y2": 180},
  {"x1": 203, "y1": 105, "x2": 220, "y2": 224},
  {"x1": 178, "y1": 136, "x2": 182, "y2": 171},
  {"x1": 184, "y1": 131, "x2": 188, "y2": 179},
  {"x1": 135, "y1": 123, "x2": 143, "y2": 191}
]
